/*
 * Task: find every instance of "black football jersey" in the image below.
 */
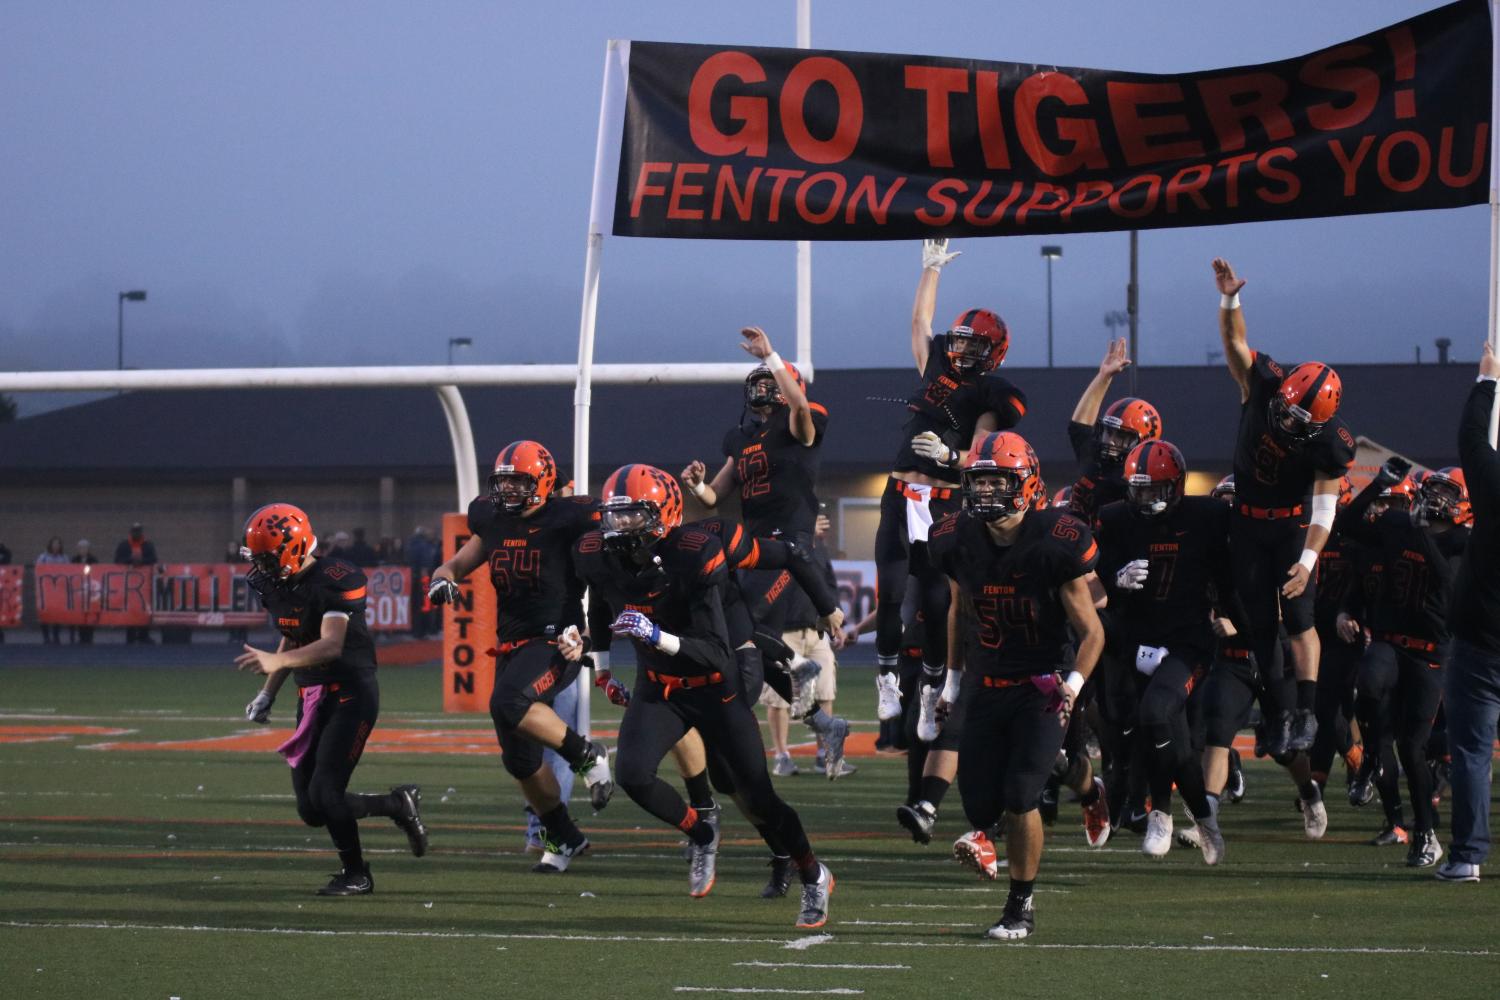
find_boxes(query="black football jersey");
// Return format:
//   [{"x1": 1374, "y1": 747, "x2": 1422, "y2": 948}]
[
  {"x1": 575, "y1": 525, "x2": 733, "y2": 677},
  {"x1": 1097, "y1": 496, "x2": 1235, "y2": 657},
  {"x1": 893, "y1": 337, "x2": 1027, "y2": 481},
  {"x1": 721, "y1": 403, "x2": 828, "y2": 537},
  {"x1": 1342, "y1": 511, "x2": 1467, "y2": 646},
  {"x1": 1314, "y1": 530, "x2": 1370, "y2": 628},
  {"x1": 1066, "y1": 420, "x2": 1126, "y2": 523},
  {"x1": 467, "y1": 494, "x2": 599, "y2": 643},
  {"x1": 1233, "y1": 352, "x2": 1356, "y2": 509},
  {"x1": 928, "y1": 507, "x2": 1098, "y2": 678},
  {"x1": 255, "y1": 557, "x2": 377, "y2": 687}
]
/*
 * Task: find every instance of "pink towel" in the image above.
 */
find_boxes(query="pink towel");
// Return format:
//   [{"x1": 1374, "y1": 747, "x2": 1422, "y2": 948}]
[
  {"x1": 1029, "y1": 673, "x2": 1067, "y2": 714},
  {"x1": 277, "y1": 684, "x2": 326, "y2": 768}
]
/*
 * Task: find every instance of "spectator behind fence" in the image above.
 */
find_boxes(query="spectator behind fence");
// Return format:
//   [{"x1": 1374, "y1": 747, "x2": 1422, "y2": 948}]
[
  {"x1": 407, "y1": 526, "x2": 440, "y2": 639},
  {"x1": 36, "y1": 537, "x2": 68, "y2": 644},
  {"x1": 346, "y1": 527, "x2": 379, "y2": 567},
  {"x1": 325, "y1": 531, "x2": 351, "y2": 561},
  {"x1": 1440, "y1": 342, "x2": 1500, "y2": 883},
  {"x1": 70, "y1": 540, "x2": 99, "y2": 644},
  {"x1": 114, "y1": 522, "x2": 158, "y2": 644}
]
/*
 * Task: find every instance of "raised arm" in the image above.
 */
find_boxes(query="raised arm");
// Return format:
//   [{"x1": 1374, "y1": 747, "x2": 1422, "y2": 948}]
[
  {"x1": 1459, "y1": 341, "x2": 1500, "y2": 513},
  {"x1": 913, "y1": 239, "x2": 960, "y2": 374},
  {"x1": 1212, "y1": 257, "x2": 1252, "y2": 401},
  {"x1": 1071, "y1": 339, "x2": 1131, "y2": 426},
  {"x1": 740, "y1": 326, "x2": 815, "y2": 445},
  {"x1": 682, "y1": 456, "x2": 736, "y2": 509}
]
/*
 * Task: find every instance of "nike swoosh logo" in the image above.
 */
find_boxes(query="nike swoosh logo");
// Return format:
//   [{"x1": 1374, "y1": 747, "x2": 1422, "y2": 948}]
[
  {"x1": 528, "y1": 527, "x2": 542, "y2": 534},
  {"x1": 1153, "y1": 740, "x2": 1171, "y2": 749},
  {"x1": 339, "y1": 696, "x2": 354, "y2": 704},
  {"x1": 721, "y1": 694, "x2": 737, "y2": 703},
  {"x1": 1129, "y1": 811, "x2": 1150, "y2": 824}
]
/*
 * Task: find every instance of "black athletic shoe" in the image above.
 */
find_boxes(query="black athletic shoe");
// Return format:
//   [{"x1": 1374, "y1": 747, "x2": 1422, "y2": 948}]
[
  {"x1": 1266, "y1": 711, "x2": 1294, "y2": 758},
  {"x1": 391, "y1": 785, "x2": 429, "y2": 858},
  {"x1": 1288, "y1": 709, "x2": 1318, "y2": 753},
  {"x1": 985, "y1": 893, "x2": 1035, "y2": 941},
  {"x1": 1348, "y1": 767, "x2": 1376, "y2": 808},
  {"x1": 1122, "y1": 807, "x2": 1151, "y2": 835},
  {"x1": 761, "y1": 854, "x2": 795, "y2": 898},
  {"x1": 896, "y1": 801, "x2": 937, "y2": 845},
  {"x1": 317, "y1": 866, "x2": 373, "y2": 896},
  {"x1": 1226, "y1": 750, "x2": 1246, "y2": 804}
]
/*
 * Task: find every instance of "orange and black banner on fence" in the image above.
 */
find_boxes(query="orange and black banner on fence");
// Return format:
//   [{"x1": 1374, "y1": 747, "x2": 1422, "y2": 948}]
[
  {"x1": 441, "y1": 512, "x2": 497, "y2": 712},
  {"x1": 615, "y1": 0, "x2": 1489, "y2": 240},
  {"x1": 32, "y1": 563, "x2": 412, "y2": 631},
  {"x1": 0, "y1": 566, "x2": 25, "y2": 628}
]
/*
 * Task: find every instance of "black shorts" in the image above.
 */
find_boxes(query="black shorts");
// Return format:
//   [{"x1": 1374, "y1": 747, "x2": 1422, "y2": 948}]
[
  {"x1": 957, "y1": 680, "x2": 1068, "y2": 826},
  {"x1": 1231, "y1": 511, "x2": 1317, "y2": 640},
  {"x1": 1201, "y1": 651, "x2": 1260, "y2": 749},
  {"x1": 489, "y1": 640, "x2": 581, "y2": 779}
]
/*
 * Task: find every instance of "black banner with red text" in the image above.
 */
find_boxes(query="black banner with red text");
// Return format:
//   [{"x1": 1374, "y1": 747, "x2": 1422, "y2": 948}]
[{"x1": 615, "y1": 0, "x2": 1489, "y2": 240}]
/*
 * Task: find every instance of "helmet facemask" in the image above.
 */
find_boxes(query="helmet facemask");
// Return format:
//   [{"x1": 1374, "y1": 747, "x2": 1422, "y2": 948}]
[
  {"x1": 962, "y1": 468, "x2": 1031, "y2": 522},
  {"x1": 1413, "y1": 477, "x2": 1464, "y2": 528},
  {"x1": 1268, "y1": 395, "x2": 1323, "y2": 443},
  {"x1": 1126, "y1": 476, "x2": 1178, "y2": 518},
  {"x1": 946, "y1": 330, "x2": 993, "y2": 375},
  {"x1": 489, "y1": 471, "x2": 540, "y2": 514},
  {"x1": 745, "y1": 370, "x2": 784, "y2": 410},
  {"x1": 1096, "y1": 420, "x2": 1140, "y2": 467},
  {"x1": 600, "y1": 498, "x2": 665, "y2": 556}
]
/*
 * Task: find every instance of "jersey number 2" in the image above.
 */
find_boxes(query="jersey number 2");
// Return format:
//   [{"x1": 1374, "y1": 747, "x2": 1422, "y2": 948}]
[{"x1": 738, "y1": 451, "x2": 772, "y2": 498}]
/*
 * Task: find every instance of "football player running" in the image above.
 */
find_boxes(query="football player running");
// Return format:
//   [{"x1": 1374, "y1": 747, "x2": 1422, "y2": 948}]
[
  {"x1": 237, "y1": 503, "x2": 429, "y2": 896},
  {"x1": 575, "y1": 465, "x2": 834, "y2": 928},
  {"x1": 929, "y1": 432, "x2": 1104, "y2": 941},
  {"x1": 428, "y1": 441, "x2": 611, "y2": 874},
  {"x1": 1097, "y1": 441, "x2": 1241, "y2": 863},
  {"x1": 1214, "y1": 258, "x2": 1356, "y2": 759},
  {"x1": 872, "y1": 240, "x2": 1027, "y2": 741}
]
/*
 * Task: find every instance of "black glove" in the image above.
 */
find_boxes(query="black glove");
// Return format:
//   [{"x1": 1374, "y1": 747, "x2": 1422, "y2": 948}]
[{"x1": 1378, "y1": 456, "x2": 1412, "y2": 485}]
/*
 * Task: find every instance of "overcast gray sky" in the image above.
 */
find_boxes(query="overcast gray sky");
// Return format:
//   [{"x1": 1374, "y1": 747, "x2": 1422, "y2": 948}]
[{"x1": 1, "y1": 1, "x2": 1487, "y2": 416}]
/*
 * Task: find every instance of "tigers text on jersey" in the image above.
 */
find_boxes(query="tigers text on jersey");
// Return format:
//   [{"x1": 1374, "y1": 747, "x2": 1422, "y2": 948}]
[
  {"x1": 1233, "y1": 352, "x2": 1355, "y2": 510},
  {"x1": 893, "y1": 336, "x2": 1026, "y2": 481},
  {"x1": 467, "y1": 494, "x2": 599, "y2": 643},
  {"x1": 928, "y1": 507, "x2": 1098, "y2": 678},
  {"x1": 255, "y1": 557, "x2": 376, "y2": 686},
  {"x1": 721, "y1": 403, "x2": 828, "y2": 538},
  {"x1": 1097, "y1": 496, "x2": 1236, "y2": 657},
  {"x1": 575, "y1": 525, "x2": 733, "y2": 678}
]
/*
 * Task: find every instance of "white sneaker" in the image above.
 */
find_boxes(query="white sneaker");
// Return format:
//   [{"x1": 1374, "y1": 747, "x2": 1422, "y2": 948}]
[
  {"x1": 533, "y1": 836, "x2": 589, "y2": 873},
  {"x1": 1436, "y1": 859, "x2": 1481, "y2": 882},
  {"x1": 772, "y1": 753, "x2": 799, "y2": 777},
  {"x1": 579, "y1": 741, "x2": 613, "y2": 811},
  {"x1": 876, "y1": 672, "x2": 903, "y2": 721},
  {"x1": 1302, "y1": 785, "x2": 1328, "y2": 840},
  {"x1": 916, "y1": 685, "x2": 941, "y2": 742},
  {"x1": 1142, "y1": 809, "x2": 1173, "y2": 857}
]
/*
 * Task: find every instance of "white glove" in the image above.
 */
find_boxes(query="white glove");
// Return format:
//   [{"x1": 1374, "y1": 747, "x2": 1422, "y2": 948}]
[
  {"x1": 939, "y1": 668, "x2": 962, "y2": 706},
  {"x1": 922, "y1": 238, "x2": 961, "y2": 271},
  {"x1": 1115, "y1": 558, "x2": 1150, "y2": 592},
  {"x1": 1135, "y1": 644, "x2": 1168, "y2": 678},
  {"x1": 557, "y1": 624, "x2": 585, "y2": 661},
  {"x1": 245, "y1": 691, "x2": 274, "y2": 724},
  {"x1": 428, "y1": 575, "x2": 461, "y2": 605},
  {"x1": 911, "y1": 431, "x2": 956, "y2": 466}
]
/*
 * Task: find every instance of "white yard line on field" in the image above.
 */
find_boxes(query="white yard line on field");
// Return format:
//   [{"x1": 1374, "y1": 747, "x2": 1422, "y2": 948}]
[{"x1": 733, "y1": 962, "x2": 908, "y2": 970}]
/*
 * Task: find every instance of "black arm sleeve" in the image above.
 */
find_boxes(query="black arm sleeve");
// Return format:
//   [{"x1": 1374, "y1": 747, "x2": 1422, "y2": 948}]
[
  {"x1": 1336, "y1": 479, "x2": 1385, "y2": 546},
  {"x1": 672, "y1": 583, "x2": 732, "y2": 673},
  {"x1": 1460, "y1": 380, "x2": 1500, "y2": 521},
  {"x1": 587, "y1": 589, "x2": 615, "y2": 654}
]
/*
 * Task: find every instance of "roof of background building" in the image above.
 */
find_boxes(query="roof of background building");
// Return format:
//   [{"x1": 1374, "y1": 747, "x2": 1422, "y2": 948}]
[{"x1": 0, "y1": 361, "x2": 1473, "y2": 483}]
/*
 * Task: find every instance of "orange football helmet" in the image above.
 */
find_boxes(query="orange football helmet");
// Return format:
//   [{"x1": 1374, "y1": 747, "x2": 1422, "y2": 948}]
[
  {"x1": 1124, "y1": 440, "x2": 1186, "y2": 517},
  {"x1": 1370, "y1": 475, "x2": 1418, "y2": 521},
  {"x1": 962, "y1": 431, "x2": 1040, "y2": 520},
  {"x1": 1271, "y1": 363, "x2": 1341, "y2": 441},
  {"x1": 945, "y1": 309, "x2": 1009, "y2": 375},
  {"x1": 600, "y1": 464, "x2": 684, "y2": 551},
  {"x1": 489, "y1": 440, "x2": 557, "y2": 513},
  {"x1": 1098, "y1": 397, "x2": 1163, "y2": 464},
  {"x1": 242, "y1": 503, "x2": 315, "y2": 584},
  {"x1": 1418, "y1": 466, "x2": 1470, "y2": 525}
]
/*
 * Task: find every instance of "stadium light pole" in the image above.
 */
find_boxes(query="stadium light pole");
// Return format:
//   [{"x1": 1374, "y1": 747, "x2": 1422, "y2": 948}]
[
  {"x1": 117, "y1": 290, "x2": 146, "y2": 371},
  {"x1": 1040, "y1": 246, "x2": 1062, "y2": 367},
  {"x1": 447, "y1": 336, "x2": 472, "y2": 365}
]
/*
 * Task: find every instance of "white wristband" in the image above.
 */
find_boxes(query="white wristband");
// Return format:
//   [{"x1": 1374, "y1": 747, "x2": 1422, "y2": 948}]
[
  {"x1": 941, "y1": 668, "x2": 963, "y2": 703},
  {"x1": 765, "y1": 351, "x2": 783, "y2": 370},
  {"x1": 592, "y1": 650, "x2": 610, "y2": 674},
  {"x1": 688, "y1": 479, "x2": 707, "y2": 498},
  {"x1": 1297, "y1": 548, "x2": 1319, "y2": 573},
  {"x1": 1220, "y1": 292, "x2": 1241, "y2": 310},
  {"x1": 655, "y1": 630, "x2": 681, "y2": 656},
  {"x1": 1479, "y1": 374, "x2": 1498, "y2": 384},
  {"x1": 1065, "y1": 670, "x2": 1086, "y2": 694}
]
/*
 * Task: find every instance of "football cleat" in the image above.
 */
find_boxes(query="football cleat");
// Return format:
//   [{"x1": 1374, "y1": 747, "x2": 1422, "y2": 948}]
[
  {"x1": 1176, "y1": 824, "x2": 1203, "y2": 849},
  {"x1": 827, "y1": 759, "x2": 857, "y2": 778},
  {"x1": 916, "y1": 684, "x2": 942, "y2": 742},
  {"x1": 1371, "y1": 823, "x2": 1409, "y2": 846},
  {"x1": 533, "y1": 834, "x2": 589, "y2": 874},
  {"x1": 1082, "y1": 776, "x2": 1111, "y2": 848},
  {"x1": 1436, "y1": 859, "x2": 1480, "y2": 883},
  {"x1": 897, "y1": 800, "x2": 938, "y2": 845},
  {"x1": 953, "y1": 830, "x2": 1000, "y2": 880},
  {"x1": 390, "y1": 784, "x2": 429, "y2": 858},
  {"x1": 1226, "y1": 750, "x2": 1246, "y2": 804},
  {"x1": 788, "y1": 656, "x2": 821, "y2": 718},
  {"x1": 576, "y1": 741, "x2": 614, "y2": 811},
  {"x1": 875, "y1": 672, "x2": 904, "y2": 721},
  {"x1": 985, "y1": 893, "x2": 1035, "y2": 941},
  {"x1": 822, "y1": 717, "x2": 850, "y2": 781},
  {"x1": 795, "y1": 863, "x2": 834, "y2": 929},
  {"x1": 317, "y1": 866, "x2": 373, "y2": 896},
  {"x1": 688, "y1": 807, "x2": 721, "y2": 897},
  {"x1": 1266, "y1": 711, "x2": 1294, "y2": 758},
  {"x1": 762, "y1": 855, "x2": 795, "y2": 898},
  {"x1": 1197, "y1": 806, "x2": 1225, "y2": 866},
  {"x1": 772, "y1": 753, "x2": 799, "y2": 777},
  {"x1": 1301, "y1": 783, "x2": 1328, "y2": 840},
  {"x1": 1142, "y1": 810, "x2": 1173, "y2": 858},
  {"x1": 1406, "y1": 829, "x2": 1443, "y2": 869},
  {"x1": 1288, "y1": 708, "x2": 1318, "y2": 753},
  {"x1": 1348, "y1": 765, "x2": 1376, "y2": 808}
]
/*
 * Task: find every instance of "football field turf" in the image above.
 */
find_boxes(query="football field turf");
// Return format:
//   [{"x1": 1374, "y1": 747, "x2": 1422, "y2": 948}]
[{"x1": 1, "y1": 662, "x2": 1496, "y2": 999}]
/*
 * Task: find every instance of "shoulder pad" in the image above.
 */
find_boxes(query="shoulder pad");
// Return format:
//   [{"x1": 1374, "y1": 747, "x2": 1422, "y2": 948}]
[{"x1": 467, "y1": 495, "x2": 498, "y2": 534}]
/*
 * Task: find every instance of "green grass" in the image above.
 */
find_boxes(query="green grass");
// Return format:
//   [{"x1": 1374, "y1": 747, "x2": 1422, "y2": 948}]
[{"x1": 1, "y1": 664, "x2": 1496, "y2": 999}]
